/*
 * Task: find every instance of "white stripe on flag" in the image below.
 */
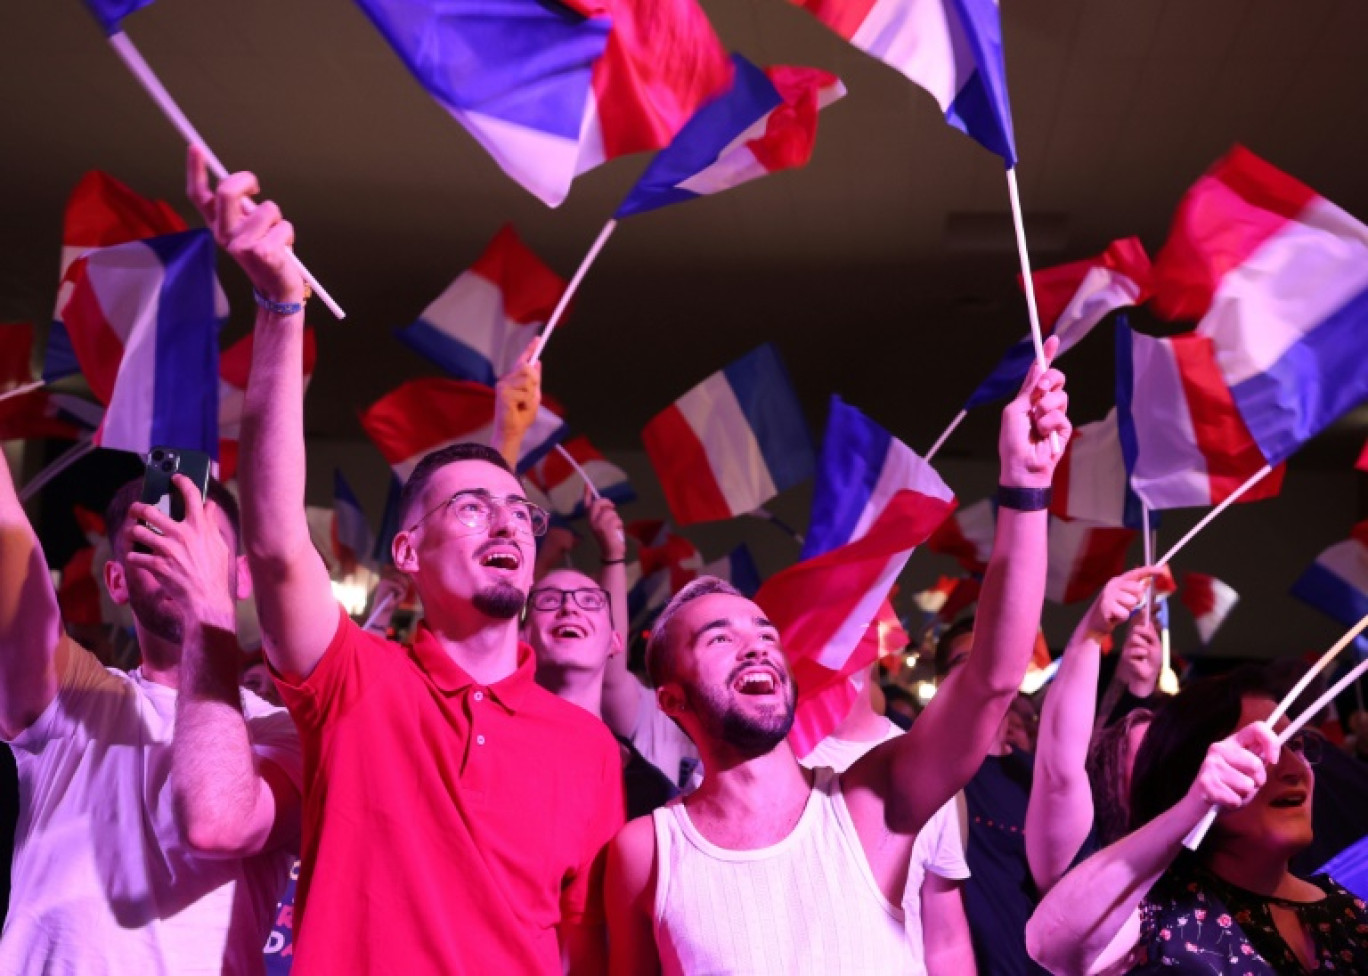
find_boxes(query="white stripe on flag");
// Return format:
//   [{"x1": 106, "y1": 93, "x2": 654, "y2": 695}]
[
  {"x1": 95, "y1": 244, "x2": 164, "y2": 453},
  {"x1": 1055, "y1": 266, "x2": 1145, "y2": 350},
  {"x1": 1065, "y1": 411, "x2": 1128, "y2": 526},
  {"x1": 850, "y1": 0, "x2": 970, "y2": 109},
  {"x1": 420, "y1": 272, "x2": 540, "y2": 373},
  {"x1": 1129, "y1": 336, "x2": 1210, "y2": 509},
  {"x1": 1318, "y1": 539, "x2": 1368, "y2": 592},
  {"x1": 675, "y1": 373, "x2": 778, "y2": 516}
]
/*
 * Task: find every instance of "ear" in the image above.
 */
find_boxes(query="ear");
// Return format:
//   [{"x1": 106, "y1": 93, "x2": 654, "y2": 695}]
[
  {"x1": 656, "y1": 682, "x2": 687, "y2": 721},
  {"x1": 608, "y1": 630, "x2": 624, "y2": 657},
  {"x1": 234, "y1": 554, "x2": 253, "y2": 602},
  {"x1": 103, "y1": 557, "x2": 130, "y2": 606},
  {"x1": 392, "y1": 529, "x2": 419, "y2": 573}
]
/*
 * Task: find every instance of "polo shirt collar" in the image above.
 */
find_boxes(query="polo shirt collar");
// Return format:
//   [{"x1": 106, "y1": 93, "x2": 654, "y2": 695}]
[{"x1": 409, "y1": 622, "x2": 536, "y2": 712}]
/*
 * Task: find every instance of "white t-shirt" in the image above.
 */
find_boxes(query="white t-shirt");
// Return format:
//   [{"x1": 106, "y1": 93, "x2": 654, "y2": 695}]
[
  {"x1": 629, "y1": 679, "x2": 702, "y2": 793},
  {"x1": 801, "y1": 719, "x2": 970, "y2": 976},
  {"x1": 1, "y1": 635, "x2": 303, "y2": 975}
]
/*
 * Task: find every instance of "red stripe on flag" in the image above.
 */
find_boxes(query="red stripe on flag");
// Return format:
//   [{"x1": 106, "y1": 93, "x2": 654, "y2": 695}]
[
  {"x1": 1180, "y1": 573, "x2": 1217, "y2": 619},
  {"x1": 1169, "y1": 333, "x2": 1285, "y2": 504},
  {"x1": 470, "y1": 225, "x2": 566, "y2": 326},
  {"x1": 787, "y1": 0, "x2": 880, "y2": 41},
  {"x1": 359, "y1": 377, "x2": 496, "y2": 468},
  {"x1": 64, "y1": 171, "x2": 186, "y2": 249},
  {"x1": 1357, "y1": 437, "x2": 1368, "y2": 474},
  {"x1": 60, "y1": 261, "x2": 124, "y2": 404},
  {"x1": 642, "y1": 404, "x2": 732, "y2": 525},
  {"x1": 1063, "y1": 527, "x2": 1136, "y2": 604}
]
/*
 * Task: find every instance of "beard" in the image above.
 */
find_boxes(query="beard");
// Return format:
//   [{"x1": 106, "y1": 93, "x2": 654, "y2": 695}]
[
  {"x1": 473, "y1": 579, "x2": 527, "y2": 620},
  {"x1": 688, "y1": 676, "x2": 797, "y2": 756},
  {"x1": 128, "y1": 591, "x2": 184, "y2": 644}
]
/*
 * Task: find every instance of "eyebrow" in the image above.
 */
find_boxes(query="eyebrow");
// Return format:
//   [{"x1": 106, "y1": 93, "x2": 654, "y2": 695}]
[{"x1": 689, "y1": 616, "x2": 777, "y2": 645}]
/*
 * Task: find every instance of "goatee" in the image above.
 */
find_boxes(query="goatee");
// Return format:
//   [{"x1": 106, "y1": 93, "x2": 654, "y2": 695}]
[{"x1": 474, "y1": 580, "x2": 526, "y2": 620}]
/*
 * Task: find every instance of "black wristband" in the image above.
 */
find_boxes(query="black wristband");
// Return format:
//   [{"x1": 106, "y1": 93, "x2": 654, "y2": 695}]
[
  {"x1": 997, "y1": 484, "x2": 1052, "y2": 512},
  {"x1": 600, "y1": 557, "x2": 626, "y2": 565}
]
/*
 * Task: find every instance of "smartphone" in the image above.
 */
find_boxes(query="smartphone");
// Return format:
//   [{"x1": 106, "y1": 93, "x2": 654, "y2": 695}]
[{"x1": 134, "y1": 447, "x2": 212, "y2": 553}]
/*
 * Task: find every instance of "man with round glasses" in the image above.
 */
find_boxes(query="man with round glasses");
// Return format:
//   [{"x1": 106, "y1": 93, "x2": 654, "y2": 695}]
[
  {"x1": 525, "y1": 570, "x2": 681, "y2": 819},
  {"x1": 190, "y1": 153, "x2": 624, "y2": 975}
]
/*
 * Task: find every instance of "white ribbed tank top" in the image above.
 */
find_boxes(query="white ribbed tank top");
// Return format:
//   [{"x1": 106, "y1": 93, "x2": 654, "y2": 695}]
[{"x1": 652, "y1": 767, "x2": 915, "y2": 975}]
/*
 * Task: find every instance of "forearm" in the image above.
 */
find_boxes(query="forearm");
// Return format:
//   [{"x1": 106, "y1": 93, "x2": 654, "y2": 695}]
[
  {"x1": 0, "y1": 449, "x2": 62, "y2": 738},
  {"x1": 1027, "y1": 625, "x2": 1103, "y2": 893},
  {"x1": 922, "y1": 877, "x2": 977, "y2": 976},
  {"x1": 1027, "y1": 793, "x2": 1204, "y2": 975},
  {"x1": 600, "y1": 560, "x2": 628, "y2": 646},
  {"x1": 172, "y1": 621, "x2": 275, "y2": 855}
]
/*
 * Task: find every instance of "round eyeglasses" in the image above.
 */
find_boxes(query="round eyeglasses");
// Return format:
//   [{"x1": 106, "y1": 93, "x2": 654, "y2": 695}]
[
  {"x1": 408, "y1": 489, "x2": 549, "y2": 537},
  {"x1": 528, "y1": 587, "x2": 610, "y2": 613},
  {"x1": 1283, "y1": 728, "x2": 1324, "y2": 766}
]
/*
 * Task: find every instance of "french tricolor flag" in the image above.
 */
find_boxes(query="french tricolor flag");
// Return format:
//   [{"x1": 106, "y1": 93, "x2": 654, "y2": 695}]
[
  {"x1": 965, "y1": 238, "x2": 1150, "y2": 409},
  {"x1": 1051, "y1": 408, "x2": 1149, "y2": 529},
  {"x1": 1291, "y1": 520, "x2": 1368, "y2": 629},
  {"x1": 1115, "y1": 320, "x2": 1285, "y2": 510},
  {"x1": 354, "y1": 0, "x2": 731, "y2": 207},
  {"x1": 394, "y1": 225, "x2": 566, "y2": 386},
  {"x1": 1179, "y1": 572, "x2": 1239, "y2": 645},
  {"x1": 643, "y1": 343, "x2": 814, "y2": 526},
  {"x1": 525, "y1": 434, "x2": 634, "y2": 519},
  {"x1": 333, "y1": 469, "x2": 374, "y2": 575},
  {"x1": 47, "y1": 170, "x2": 188, "y2": 381},
  {"x1": 57, "y1": 230, "x2": 225, "y2": 457},
  {"x1": 359, "y1": 377, "x2": 566, "y2": 480},
  {"x1": 1151, "y1": 147, "x2": 1368, "y2": 466},
  {"x1": 615, "y1": 55, "x2": 845, "y2": 218},
  {"x1": 1045, "y1": 517, "x2": 1136, "y2": 605},
  {"x1": 217, "y1": 328, "x2": 318, "y2": 480},
  {"x1": 757, "y1": 399, "x2": 955, "y2": 752},
  {"x1": 701, "y1": 545, "x2": 763, "y2": 599},
  {"x1": 927, "y1": 497, "x2": 997, "y2": 573},
  {"x1": 0, "y1": 391, "x2": 103, "y2": 443},
  {"x1": 788, "y1": 0, "x2": 1016, "y2": 164}
]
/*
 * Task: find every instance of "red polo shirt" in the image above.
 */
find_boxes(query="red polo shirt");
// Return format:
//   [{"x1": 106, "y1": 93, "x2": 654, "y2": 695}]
[{"x1": 276, "y1": 608, "x2": 624, "y2": 975}]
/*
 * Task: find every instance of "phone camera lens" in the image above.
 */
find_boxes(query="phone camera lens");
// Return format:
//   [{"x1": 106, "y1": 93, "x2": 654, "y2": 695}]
[
  {"x1": 161, "y1": 460, "x2": 175, "y2": 473},
  {"x1": 151, "y1": 450, "x2": 165, "y2": 463}
]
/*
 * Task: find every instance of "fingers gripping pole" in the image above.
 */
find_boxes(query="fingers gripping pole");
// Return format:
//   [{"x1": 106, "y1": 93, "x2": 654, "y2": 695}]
[
  {"x1": 529, "y1": 220, "x2": 618, "y2": 365},
  {"x1": 1183, "y1": 611, "x2": 1368, "y2": 850},
  {"x1": 106, "y1": 32, "x2": 345, "y2": 320},
  {"x1": 1005, "y1": 168, "x2": 1060, "y2": 455}
]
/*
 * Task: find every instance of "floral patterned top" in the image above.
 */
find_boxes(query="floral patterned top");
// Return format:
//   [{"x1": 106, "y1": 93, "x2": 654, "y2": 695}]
[{"x1": 1128, "y1": 856, "x2": 1368, "y2": 974}]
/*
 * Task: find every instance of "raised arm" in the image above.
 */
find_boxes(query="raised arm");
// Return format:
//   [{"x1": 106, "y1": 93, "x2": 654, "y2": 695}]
[
  {"x1": 491, "y1": 342, "x2": 541, "y2": 470},
  {"x1": 1026, "y1": 721, "x2": 1277, "y2": 976},
  {"x1": 0, "y1": 447, "x2": 64, "y2": 739},
  {"x1": 187, "y1": 147, "x2": 337, "y2": 681},
  {"x1": 591, "y1": 497, "x2": 641, "y2": 737},
  {"x1": 1026, "y1": 568, "x2": 1154, "y2": 895},
  {"x1": 867, "y1": 339, "x2": 1071, "y2": 832},
  {"x1": 131, "y1": 475, "x2": 300, "y2": 856}
]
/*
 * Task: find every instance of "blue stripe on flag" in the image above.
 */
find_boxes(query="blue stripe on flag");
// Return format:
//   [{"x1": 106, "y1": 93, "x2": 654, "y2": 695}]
[
  {"x1": 615, "y1": 54, "x2": 783, "y2": 219},
  {"x1": 355, "y1": 0, "x2": 610, "y2": 139},
  {"x1": 727, "y1": 546, "x2": 762, "y2": 597},
  {"x1": 42, "y1": 320, "x2": 82, "y2": 382},
  {"x1": 944, "y1": 0, "x2": 1017, "y2": 167},
  {"x1": 372, "y1": 475, "x2": 404, "y2": 565},
  {"x1": 964, "y1": 338, "x2": 1034, "y2": 410},
  {"x1": 146, "y1": 230, "x2": 221, "y2": 455},
  {"x1": 1113, "y1": 315, "x2": 1142, "y2": 495},
  {"x1": 81, "y1": 0, "x2": 155, "y2": 34},
  {"x1": 1228, "y1": 284, "x2": 1368, "y2": 466},
  {"x1": 395, "y1": 318, "x2": 499, "y2": 386},
  {"x1": 722, "y1": 343, "x2": 814, "y2": 498},
  {"x1": 801, "y1": 396, "x2": 890, "y2": 560},
  {"x1": 1291, "y1": 561, "x2": 1368, "y2": 628}
]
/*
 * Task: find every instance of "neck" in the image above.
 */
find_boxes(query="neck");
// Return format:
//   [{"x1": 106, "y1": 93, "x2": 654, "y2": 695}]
[
  {"x1": 422, "y1": 606, "x2": 522, "y2": 686},
  {"x1": 1204, "y1": 841, "x2": 1295, "y2": 897},
  {"x1": 133, "y1": 625, "x2": 180, "y2": 688},
  {"x1": 536, "y1": 661, "x2": 605, "y2": 718},
  {"x1": 690, "y1": 738, "x2": 809, "y2": 819}
]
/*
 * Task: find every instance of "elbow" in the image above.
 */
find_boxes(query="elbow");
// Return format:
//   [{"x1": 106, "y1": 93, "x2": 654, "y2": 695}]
[
  {"x1": 1025, "y1": 914, "x2": 1064, "y2": 975},
  {"x1": 174, "y1": 795, "x2": 251, "y2": 857}
]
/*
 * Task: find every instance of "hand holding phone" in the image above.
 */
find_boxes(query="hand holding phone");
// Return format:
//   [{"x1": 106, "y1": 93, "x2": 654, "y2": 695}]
[{"x1": 135, "y1": 447, "x2": 212, "y2": 554}]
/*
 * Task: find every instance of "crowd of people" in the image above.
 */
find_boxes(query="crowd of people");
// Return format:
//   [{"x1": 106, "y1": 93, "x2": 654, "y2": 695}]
[{"x1": 0, "y1": 150, "x2": 1366, "y2": 975}]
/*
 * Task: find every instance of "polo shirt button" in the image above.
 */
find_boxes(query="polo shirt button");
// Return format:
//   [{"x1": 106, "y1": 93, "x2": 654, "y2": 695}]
[
  {"x1": 474, "y1": 691, "x2": 484, "y2": 702},
  {"x1": 476, "y1": 735, "x2": 486, "y2": 746}
]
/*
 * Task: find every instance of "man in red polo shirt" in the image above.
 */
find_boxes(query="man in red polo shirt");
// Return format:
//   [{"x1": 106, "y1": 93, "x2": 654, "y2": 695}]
[{"x1": 188, "y1": 150, "x2": 624, "y2": 973}]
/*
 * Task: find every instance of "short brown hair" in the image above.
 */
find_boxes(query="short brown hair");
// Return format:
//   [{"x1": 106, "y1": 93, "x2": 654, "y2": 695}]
[
  {"x1": 398, "y1": 442, "x2": 512, "y2": 527},
  {"x1": 104, "y1": 476, "x2": 241, "y2": 555},
  {"x1": 644, "y1": 576, "x2": 743, "y2": 688}
]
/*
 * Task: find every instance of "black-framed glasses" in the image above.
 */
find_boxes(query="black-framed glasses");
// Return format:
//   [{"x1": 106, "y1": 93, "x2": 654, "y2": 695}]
[
  {"x1": 408, "y1": 489, "x2": 549, "y2": 537},
  {"x1": 527, "y1": 587, "x2": 610, "y2": 613},
  {"x1": 1283, "y1": 728, "x2": 1324, "y2": 766}
]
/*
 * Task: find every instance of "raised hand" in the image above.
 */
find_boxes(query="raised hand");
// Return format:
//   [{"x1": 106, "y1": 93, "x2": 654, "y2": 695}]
[
  {"x1": 1082, "y1": 567, "x2": 1157, "y2": 639},
  {"x1": 999, "y1": 335, "x2": 1071, "y2": 488},
  {"x1": 493, "y1": 340, "x2": 543, "y2": 466},
  {"x1": 587, "y1": 496, "x2": 625, "y2": 562},
  {"x1": 1190, "y1": 721, "x2": 1279, "y2": 812}
]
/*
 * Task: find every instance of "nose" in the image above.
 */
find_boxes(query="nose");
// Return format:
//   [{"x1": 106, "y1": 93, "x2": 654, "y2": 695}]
[{"x1": 487, "y1": 500, "x2": 517, "y2": 537}]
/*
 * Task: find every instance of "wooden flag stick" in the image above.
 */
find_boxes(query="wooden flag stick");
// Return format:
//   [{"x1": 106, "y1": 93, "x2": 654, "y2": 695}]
[
  {"x1": 1183, "y1": 610, "x2": 1368, "y2": 849},
  {"x1": 106, "y1": 32, "x2": 345, "y2": 320},
  {"x1": 1156, "y1": 465, "x2": 1274, "y2": 569},
  {"x1": 529, "y1": 220, "x2": 618, "y2": 365},
  {"x1": 0, "y1": 380, "x2": 45, "y2": 404},
  {"x1": 1005, "y1": 167, "x2": 1059, "y2": 455}
]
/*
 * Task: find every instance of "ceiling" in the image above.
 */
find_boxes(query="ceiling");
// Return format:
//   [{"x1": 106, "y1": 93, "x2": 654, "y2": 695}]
[{"x1": 5, "y1": 0, "x2": 1368, "y2": 463}]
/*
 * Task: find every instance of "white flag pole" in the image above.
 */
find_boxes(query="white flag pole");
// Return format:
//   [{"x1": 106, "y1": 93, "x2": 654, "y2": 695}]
[
  {"x1": 1156, "y1": 465, "x2": 1274, "y2": 569},
  {"x1": 554, "y1": 443, "x2": 601, "y2": 501},
  {"x1": 529, "y1": 220, "x2": 617, "y2": 365},
  {"x1": 20, "y1": 436, "x2": 97, "y2": 503},
  {"x1": 0, "y1": 380, "x2": 45, "y2": 404},
  {"x1": 1182, "y1": 611, "x2": 1368, "y2": 849},
  {"x1": 105, "y1": 32, "x2": 345, "y2": 320},
  {"x1": 925, "y1": 409, "x2": 967, "y2": 464},
  {"x1": 1141, "y1": 502, "x2": 1154, "y2": 621},
  {"x1": 1005, "y1": 167, "x2": 1059, "y2": 454}
]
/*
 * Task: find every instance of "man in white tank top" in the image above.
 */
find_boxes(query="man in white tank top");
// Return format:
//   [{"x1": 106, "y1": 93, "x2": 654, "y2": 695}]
[{"x1": 604, "y1": 349, "x2": 1072, "y2": 975}]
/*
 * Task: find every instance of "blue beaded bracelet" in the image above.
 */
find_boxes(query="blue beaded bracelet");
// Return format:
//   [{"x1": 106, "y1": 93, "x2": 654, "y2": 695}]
[{"x1": 252, "y1": 287, "x2": 307, "y2": 317}]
